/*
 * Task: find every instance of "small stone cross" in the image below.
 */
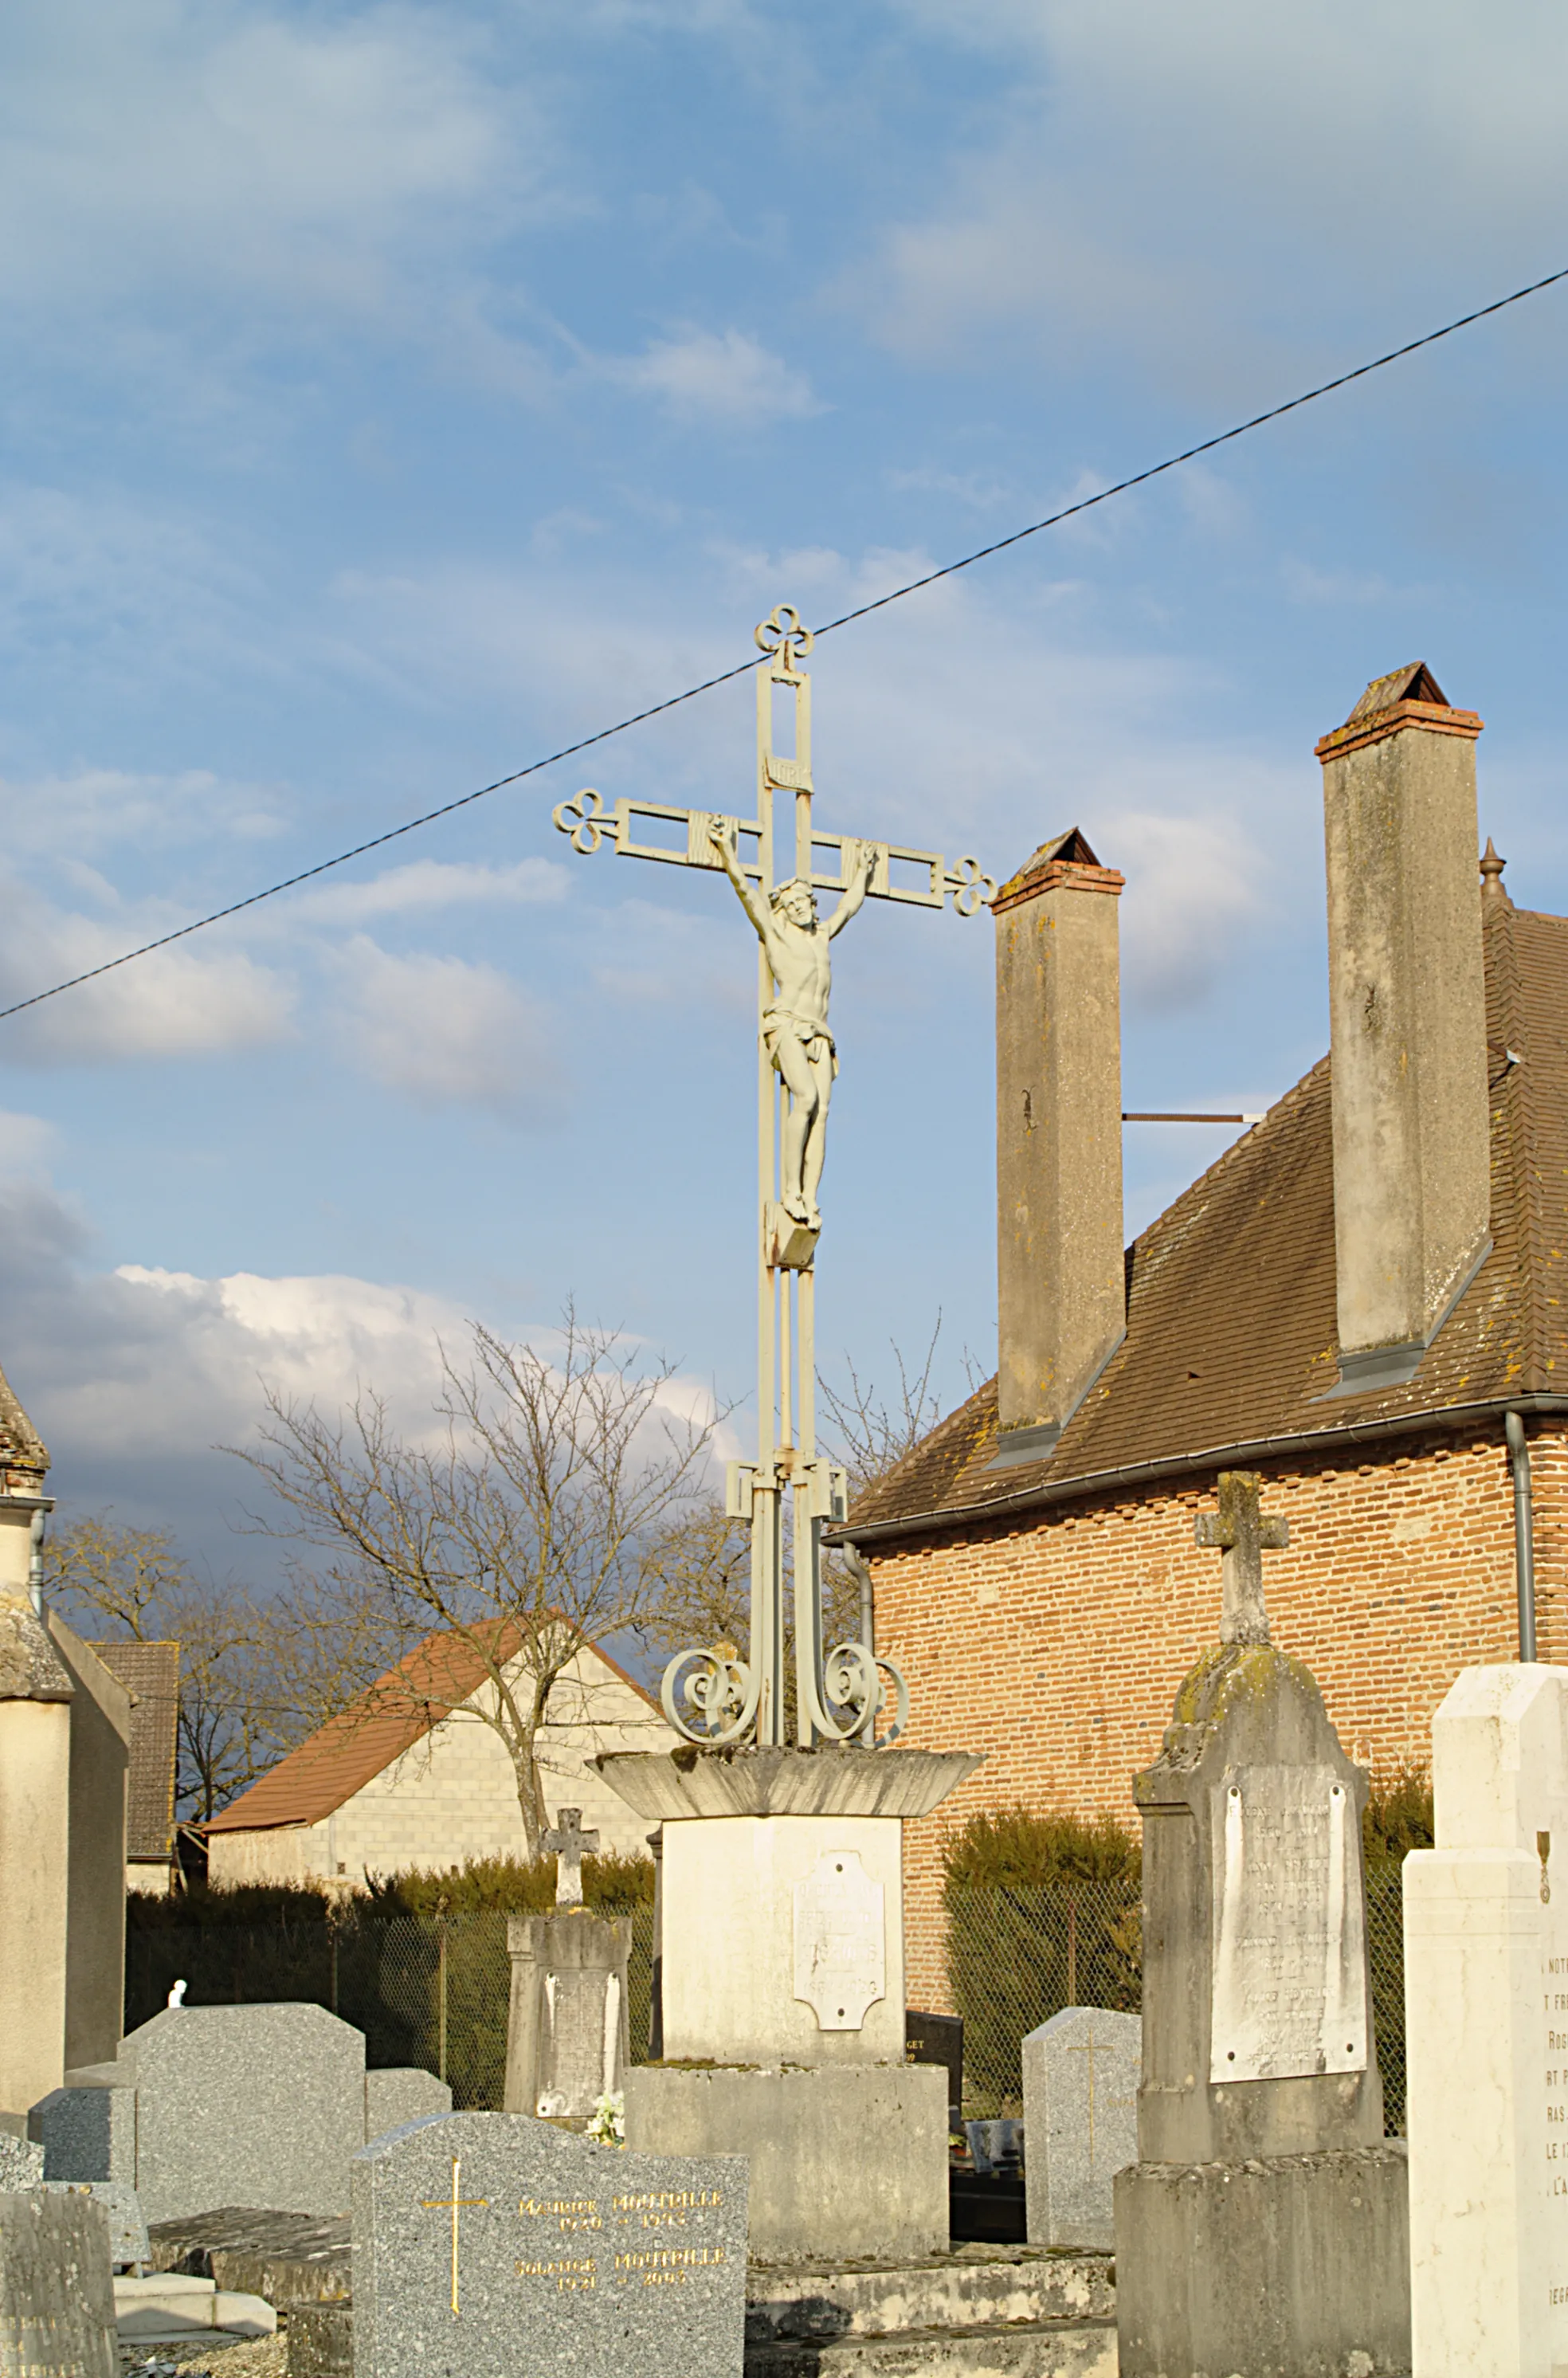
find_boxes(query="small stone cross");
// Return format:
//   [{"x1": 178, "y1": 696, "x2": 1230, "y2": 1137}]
[
  {"x1": 541, "y1": 1807, "x2": 598, "y2": 1908},
  {"x1": 1195, "y1": 1470, "x2": 1288, "y2": 1646}
]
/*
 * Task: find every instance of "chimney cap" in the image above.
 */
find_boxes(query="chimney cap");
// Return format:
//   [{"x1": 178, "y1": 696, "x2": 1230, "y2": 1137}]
[
  {"x1": 992, "y1": 827, "x2": 1123, "y2": 916},
  {"x1": 1345, "y1": 661, "x2": 1449, "y2": 724}
]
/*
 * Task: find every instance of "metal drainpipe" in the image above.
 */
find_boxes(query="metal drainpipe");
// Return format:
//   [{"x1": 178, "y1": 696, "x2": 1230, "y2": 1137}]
[
  {"x1": 844, "y1": 1543, "x2": 875, "y2": 1744},
  {"x1": 27, "y1": 1505, "x2": 46, "y2": 1618},
  {"x1": 1506, "y1": 1410, "x2": 1537, "y2": 1662}
]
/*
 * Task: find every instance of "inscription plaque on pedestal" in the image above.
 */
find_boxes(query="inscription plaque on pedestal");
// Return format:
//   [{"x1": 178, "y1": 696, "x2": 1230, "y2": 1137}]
[
  {"x1": 792, "y1": 1851, "x2": 885, "y2": 2031},
  {"x1": 1209, "y1": 1763, "x2": 1368, "y2": 2082}
]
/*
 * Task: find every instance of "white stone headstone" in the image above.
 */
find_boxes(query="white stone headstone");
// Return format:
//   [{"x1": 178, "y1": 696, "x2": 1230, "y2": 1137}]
[
  {"x1": 791, "y1": 1851, "x2": 885, "y2": 2031},
  {"x1": 1405, "y1": 1662, "x2": 1568, "y2": 2378},
  {"x1": 1209, "y1": 1765, "x2": 1369, "y2": 2082}
]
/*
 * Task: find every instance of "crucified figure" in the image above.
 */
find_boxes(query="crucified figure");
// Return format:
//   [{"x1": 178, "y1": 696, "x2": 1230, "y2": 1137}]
[{"x1": 711, "y1": 822, "x2": 876, "y2": 1229}]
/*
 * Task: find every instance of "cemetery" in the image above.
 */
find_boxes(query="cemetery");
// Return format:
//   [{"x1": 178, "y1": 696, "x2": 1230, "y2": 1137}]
[{"x1": 2, "y1": 622, "x2": 1566, "y2": 2378}]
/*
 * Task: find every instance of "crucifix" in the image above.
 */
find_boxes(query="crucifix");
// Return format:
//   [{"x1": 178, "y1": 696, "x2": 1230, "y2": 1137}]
[
  {"x1": 555, "y1": 604, "x2": 994, "y2": 1749},
  {"x1": 541, "y1": 1807, "x2": 598, "y2": 1908},
  {"x1": 1195, "y1": 1470, "x2": 1289, "y2": 1646},
  {"x1": 419, "y1": 2155, "x2": 489, "y2": 2317}
]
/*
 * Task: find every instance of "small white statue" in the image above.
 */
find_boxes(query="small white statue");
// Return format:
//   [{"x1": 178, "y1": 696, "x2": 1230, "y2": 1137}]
[
  {"x1": 710, "y1": 821, "x2": 876, "y2": 1229},
  {"x1": 167, "y1": 1979, "x2": 186, "y2": 2008}
]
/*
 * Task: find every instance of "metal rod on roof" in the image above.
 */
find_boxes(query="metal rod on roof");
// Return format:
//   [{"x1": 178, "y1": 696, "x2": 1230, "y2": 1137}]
[
  {"x1": 1122, "y1": 1112, "x2": 1265, "y2": 1124},
  {"x1": 1506, "y1": 1410, "x2": 1537, "y2": 1661}
]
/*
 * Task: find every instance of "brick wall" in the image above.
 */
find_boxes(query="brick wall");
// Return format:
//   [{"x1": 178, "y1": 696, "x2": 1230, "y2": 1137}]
[{"x1": 874, "y1": 1423, "x2": 1568, "y2": 2012}]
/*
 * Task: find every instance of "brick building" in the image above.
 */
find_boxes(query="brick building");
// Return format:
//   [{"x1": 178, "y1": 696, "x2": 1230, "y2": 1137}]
[
  {"x1": 845, "y1": 666, "x2": 1568, "y2": 2010},
  {"x1": 205, "y1": 1623, "x2": 673, "y2": 1885}
]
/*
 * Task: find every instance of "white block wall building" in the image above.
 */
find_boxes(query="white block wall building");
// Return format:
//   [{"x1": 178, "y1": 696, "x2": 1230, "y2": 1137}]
[{"x1": 205, "y1": 1626, "x2": 674, "y2": 1886}]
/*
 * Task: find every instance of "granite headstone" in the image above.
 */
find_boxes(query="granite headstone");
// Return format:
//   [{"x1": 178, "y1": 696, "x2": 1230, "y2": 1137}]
[
  {"x1": 366, "y1": 2069, "x2": 452, "y2": 2142},
  {"x1": 352, "y1": 2109, "x2": 747, "y2": 2378},
  {"x1": 27, "y1": 2083, "x2": 136, "y2": 2184},
  {"x1": 0, "y1": 2137, "x2": 44, "y2": 2192},
  {"x1": 0, "y1": 2189, "x2": 116, "y2": 2378},
  {"x1": 116, "y1": 2002, "x2": 367, "y2": 2222},
  {"x1": 904, "y1": 2010, "x2": 962, "y2": 2119},
  {"x1": 504, "y1": 1917, "x2": 631, "y2": 2121},
  {"x1": 1022, "y1": 2006, "x2": 1139, "y2": 2248},
  {"x1": 43, "y1": 2183, "x2": 150, "y2": 2272}
]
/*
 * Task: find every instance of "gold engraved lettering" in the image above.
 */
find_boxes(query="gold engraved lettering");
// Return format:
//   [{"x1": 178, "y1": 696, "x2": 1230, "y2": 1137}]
[
  {"x1": 520, "y1": 2197, "x2": 599, "y2": 2218},
  {"x1": 516, "y1": 2257, "x2": 598, "y2": 2281},
  {"x1": 613, "y1": 2247, "x2": 727, "y2": 2270},
  {"x1": 610, "y1": 2188, "x2": 723, "y2": 2211}
]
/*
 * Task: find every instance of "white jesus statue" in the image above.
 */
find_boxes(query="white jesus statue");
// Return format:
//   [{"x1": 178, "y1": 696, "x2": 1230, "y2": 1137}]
[{"x1": 710, "y1": 820, "x2": 876, "y2": 1230}]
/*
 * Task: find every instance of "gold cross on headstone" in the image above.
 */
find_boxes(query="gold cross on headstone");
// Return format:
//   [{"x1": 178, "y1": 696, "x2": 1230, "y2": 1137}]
[
  {"x1": 420, "y1": 2154, "x2": 489, "y2": 2317},
  {"x1": 1195, "y1": 1470, "x2": 1288, "y2": 1646}
]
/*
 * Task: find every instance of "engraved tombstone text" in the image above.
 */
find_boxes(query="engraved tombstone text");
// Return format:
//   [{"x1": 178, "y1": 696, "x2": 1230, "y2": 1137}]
[{"x1": 1209, "y1": 1764, "x2": 1369, "y2": 2083}]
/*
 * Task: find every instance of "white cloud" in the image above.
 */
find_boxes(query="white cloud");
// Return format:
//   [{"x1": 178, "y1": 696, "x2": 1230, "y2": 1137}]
[
  {"x1": 610, "y1": 328, "x2": 821, "y2": 425},
  {"x1": 1, "y1": 765, "x2": 284, "y2": 858},
  {"x1": 296, "y1": 855, "x2": 569, "y2": 925},
  {"x1": 0, "y1": 878, "x2": 295, "y2": 1064},
  {"x1": 0, "y1": 1109, "x2": 58, "y2": 1177},
  {"x1": 1107, "y1": 810, "x2": 1265, "y2": 1010},
  {"x1": 329, "y1": 936, "x2": 561, "y2": 1116}
]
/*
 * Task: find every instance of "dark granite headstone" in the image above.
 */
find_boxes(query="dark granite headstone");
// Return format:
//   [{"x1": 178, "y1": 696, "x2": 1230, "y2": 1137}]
[
  {"x1": 904, "y1": 2009, "x2": 962, "y2": 2116},
  {"x1": 352, "y1": 2109, "x2": 747, "y2": 2378},
  {"x1": 0, "y1": 2190, "x2": 116, "y2": 2378}
]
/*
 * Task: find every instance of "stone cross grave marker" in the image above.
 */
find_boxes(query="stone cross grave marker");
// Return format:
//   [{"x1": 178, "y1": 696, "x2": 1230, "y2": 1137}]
[
  {"x1": 541, "y1": 1808, "x2": 598, "y2": 1909},
  {"x1": 1022, "y1": 2007, "x2": 1139, "y2": 2250},
  {"x1": 1194, "y1": 1467, "x2": 1288, "y2": 1647},
  {"x1": 353, "y1": 2109, "x2": 747, "y2": 2378}
]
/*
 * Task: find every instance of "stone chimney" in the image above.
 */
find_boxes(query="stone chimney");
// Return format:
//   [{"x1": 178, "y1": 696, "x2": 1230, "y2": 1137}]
[
  {"x1": 992, "y1": 829, "x2": 1125, "y2": 1464},
  {"x1": 1315, "y1": 663, "x2": 1491, "y2": 1391}
]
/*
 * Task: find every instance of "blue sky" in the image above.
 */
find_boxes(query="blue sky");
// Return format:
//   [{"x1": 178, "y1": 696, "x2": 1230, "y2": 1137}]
[{"x1": 2, "y1": 0, "x2": 1566, "y2": 1584}]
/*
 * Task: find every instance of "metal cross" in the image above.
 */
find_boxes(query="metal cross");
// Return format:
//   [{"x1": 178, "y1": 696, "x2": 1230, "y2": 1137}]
[
  {"x1": 540, "y1": 1807, "x2": 598, "y2": 1908},
  {"x1": 555, "y1": 604, "x2": 994, "y2": 1752},
  {"x1": 419, "y1": 2155, "x2": 489, "y2": 2317},
  {"x1": 1195, "y1": 1470, "x2": 1289, "y2": 1646}
]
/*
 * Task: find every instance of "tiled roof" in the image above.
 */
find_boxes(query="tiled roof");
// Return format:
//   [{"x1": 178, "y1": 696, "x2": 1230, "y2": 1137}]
[
  {"x1": 89, "y1": 1640, "x2": 179, "y2": 1859},
  {"x1": 206, "y1": 1620, "x2": 657, "y2": 1834},
  {"x1": 0, "y1": 1357, "x2": 46, "y2": 1486},
  {"x1": 849, "y1": 894, "x2": 1568, "y2": 1540}
]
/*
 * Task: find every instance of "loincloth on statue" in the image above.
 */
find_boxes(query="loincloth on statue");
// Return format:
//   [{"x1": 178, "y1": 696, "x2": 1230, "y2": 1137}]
[{"x1": 762, "y1": 1006, "x2": 839, "y2": 1077}]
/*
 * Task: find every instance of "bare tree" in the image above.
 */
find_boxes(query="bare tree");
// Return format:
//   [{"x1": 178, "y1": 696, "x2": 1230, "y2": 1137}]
[
  {"x1": 818, "y1": 1318, "x2": 948, "y2": 1498},
  {"x1": 229, "y1": 1309, "x2": 721, "y2": 1855},
  {"x1": 41, "y1": 1515, "x2": 281, "y2": 1820}
]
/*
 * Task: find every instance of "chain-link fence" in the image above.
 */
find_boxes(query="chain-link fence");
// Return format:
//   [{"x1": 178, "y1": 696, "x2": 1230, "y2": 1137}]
[
  {"x1": 943, "y1": 1862, "x2": 1410, "y2": 2132},
  {"x1": 125, "y1": 1904, "x2": 657, "y2": 2110}
]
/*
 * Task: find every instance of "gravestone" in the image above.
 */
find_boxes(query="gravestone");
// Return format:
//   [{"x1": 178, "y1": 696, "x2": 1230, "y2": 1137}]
[
  {"x1": 352, "y1": 2109, "x2": 747, "y2": 2378},
  {"x1": 0, "y1": 2188, "x2": 116, "y2": 2378},
  {"x1": 28, "y1": 2081, "x2": 135, "y2": 2183},
  {"x1": 42, "y1": 2183, "x2": 148, "y2": 2272},
  {"x1": 504, "y1": 1916, "x2": 631, "y2": 2123},
  {"x1": 904, "y1": 2009, "x2": 962, "y2": 2120},
  {"x1": 1404, "y1": 1662, "x2": 1568, "y2": 2378},
  {"x1": 1115, "y1": 1472, "x2": 1409, "y2": 2378},
  {"x1": 0, "y1": 2137, "x2": 43, "y2": 2191},
  {"x1": 1022, "y1": 2006, "x2": 1139, "y2": 2249},
  {"x1": 116, "y1": 2003, "x2": 365, "y2": 2221},
  {"x1": 366, "y1": 2069, "x2": 451, "y2": 2141}
]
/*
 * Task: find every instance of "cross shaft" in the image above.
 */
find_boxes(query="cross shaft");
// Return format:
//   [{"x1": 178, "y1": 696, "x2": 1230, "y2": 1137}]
[{"x1": 1195, "y1": 1470, "x2": 1289, "y2": 1646}]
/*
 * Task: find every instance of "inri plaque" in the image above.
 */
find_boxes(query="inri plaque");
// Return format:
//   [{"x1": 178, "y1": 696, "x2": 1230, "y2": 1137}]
[
  {"x1": 792, "y1": 1850, "x2": 886, "y2": 2031},
  {"x1": 1209, "y1": 1764, "x2": 1368, "y2": 2084}
]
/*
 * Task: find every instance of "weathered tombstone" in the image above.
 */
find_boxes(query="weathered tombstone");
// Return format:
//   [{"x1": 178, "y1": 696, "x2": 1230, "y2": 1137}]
[
  {"x1": 1404, "y1": 1662, "x2": 1568, "y2": 2378},
  {"x1": 352, "y1": 2109, "x2": 747, "y2": 2378},
  {"x1": 504, "y1": 1813, "x2": 630, "y2": 2123},
  {"x1": 0, "y1": 2137, "x2": 43, "y2": 2191},
  {"x1": 366, "y1": 2069, "x2": 451, "y2": 2142},
  {"x1": 28, "y1": 2080, "x2": 135, "y2": 2183},
  {"x1": 0, "y1": 2188, "x2": 116, "y2": 2378},
  {"x1": 115, "y1": 2002, "x2": 366, "y2": 2221},
  {"x1": 1115, "y1": 1473, "x2": 1409, "y2": 2378},
  {"x1": 1023, "y1": 2006, "x2": 1139, "y2": 2249}
]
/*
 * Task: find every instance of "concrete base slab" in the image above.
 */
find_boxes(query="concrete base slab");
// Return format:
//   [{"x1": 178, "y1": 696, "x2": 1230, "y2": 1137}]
[
  {"x1": 747, "y1": 2316, "x2": 1117, "y2": 2376},
  {"x1": 747, "y1": 2249, "x2": 1114, "y2": 2344},
  {"x1": 113, "y1": 2273, "x2": 277, "y2": 2341},
  {"x1": 625, "y1": 2063, "x2": 947, "y2": 2261},
  {"x1": 1115, "y1": 2144, "x2": 1409, "y2": 2378}
]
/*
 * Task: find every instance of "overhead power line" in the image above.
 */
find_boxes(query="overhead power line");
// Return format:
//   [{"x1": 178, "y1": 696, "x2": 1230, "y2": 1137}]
[{"x1": 4, "y1": 261, "x2": 1566, "y2": 1029}]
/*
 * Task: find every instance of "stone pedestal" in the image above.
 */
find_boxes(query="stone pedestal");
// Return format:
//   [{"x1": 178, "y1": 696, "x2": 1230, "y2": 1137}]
[
  {"x1": 1403, "y1": 1663, "x2": 1568, "y2": 2378},
  {"x1": 503, "y1": 1911, "x2": 630, "y2": 2124},
  {"x1": 1115, "y1": 1634, "x2": 1408, "y2": 2378},
  {"x1": 596, "y1": 1743, "x2": 978, "y2": 2259}
]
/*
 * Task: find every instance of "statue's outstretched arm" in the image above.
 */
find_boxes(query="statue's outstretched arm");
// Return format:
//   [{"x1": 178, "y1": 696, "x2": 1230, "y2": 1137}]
[
  {"x1": 826, "y1": 838, "x2": 877, "y2": 939},
  {"x1": 708, "y1": 820, "x2": 771, "y2": 944}
]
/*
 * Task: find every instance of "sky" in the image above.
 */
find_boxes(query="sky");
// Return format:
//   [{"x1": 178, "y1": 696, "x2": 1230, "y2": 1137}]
[{"x1": 2, "y1": 0, "x2": 1566, "y2": 1590}]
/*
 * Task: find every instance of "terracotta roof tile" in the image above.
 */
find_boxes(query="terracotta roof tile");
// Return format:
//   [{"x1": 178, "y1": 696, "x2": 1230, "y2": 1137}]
[{"x1": 850, "y1": 899, "x2": 1565, "y2": 1538}]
